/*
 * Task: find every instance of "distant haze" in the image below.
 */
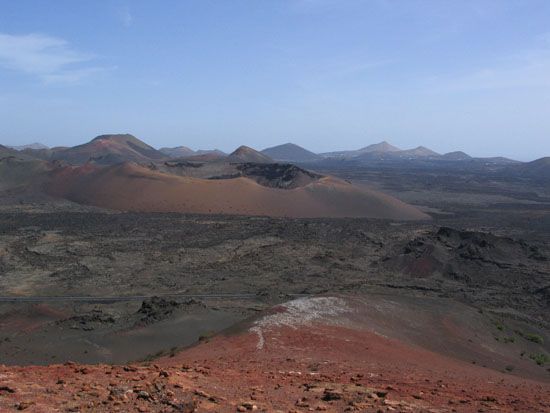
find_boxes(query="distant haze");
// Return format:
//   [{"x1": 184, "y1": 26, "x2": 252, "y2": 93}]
[{"x1": 1, "y1": 1, "x2": 550, "y2": 161}]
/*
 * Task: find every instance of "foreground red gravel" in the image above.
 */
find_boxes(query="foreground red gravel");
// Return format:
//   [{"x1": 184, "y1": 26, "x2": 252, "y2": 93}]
[{"x1": 0, "y1": 297, "x2": 548, "y2": 412}]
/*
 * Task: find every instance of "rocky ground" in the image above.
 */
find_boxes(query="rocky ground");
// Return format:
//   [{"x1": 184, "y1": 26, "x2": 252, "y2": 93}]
[
  {"x1": 0, "y1": 296, "x2": 548, "y2": 412},
  {"x1": 0, "y1": 210, "x2": 548, "y2": 366},
  {"x1": 0, "y1": 166, "x2": 548, "y2": 411}
]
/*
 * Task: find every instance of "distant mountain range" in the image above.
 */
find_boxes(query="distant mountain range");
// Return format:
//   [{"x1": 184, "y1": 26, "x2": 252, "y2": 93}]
[
  {"x1": 4, "y1": 135, "x2": 539, "y2": 169},
  {"x1": 5, "y1": 134, "x2": 164, "y2": 165},
  {"x1": 0, "y1": 144, "x2": 41, "y2": 161},
  {"x1": 2, "y1": 134, "x2": 548, "y2": 218},
  {"x1": 320, "y1": 141, "x2": 400, "y2": 158},
  {"x1": 159, "y1": 146, "x2": 226, "y2": 159},
  {"x1": 7, "y1": 142, "x2": 49, "y2": 151},
  {"x1": 316, "y1": 141, "x2": 518, "y2": 163},
  {"x1": 0, "y1": 136, "x2": 431, "y2": 220}
]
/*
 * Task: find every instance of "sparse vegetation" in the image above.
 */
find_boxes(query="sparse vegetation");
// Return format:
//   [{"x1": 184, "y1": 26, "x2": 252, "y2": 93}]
[
  {"x1": 524, "y1": 333, "x2": 544, "y2": 344},
  {"x1": 515, "y1": 330, "x2": 544, "y2": 344},
  {"x1": 529, "y1": 353, "x2": 550, "y2": 366},
  {"x1": 493, "y1": 335, "x2": 515, "y2": 343}
]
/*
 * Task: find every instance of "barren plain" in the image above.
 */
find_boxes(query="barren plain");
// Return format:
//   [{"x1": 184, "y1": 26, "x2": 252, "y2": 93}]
[{"x1": 0, "y1": 162, "x2": 549, "y2": 411}]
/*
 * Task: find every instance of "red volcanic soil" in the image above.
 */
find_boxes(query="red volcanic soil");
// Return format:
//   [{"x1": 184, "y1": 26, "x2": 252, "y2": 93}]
[
  {"x1": 45, "y1": 162, "x2": 430, "y2": 220},
  {"x1": 0, "y1": 296, "x2": 548, "y2": 412}
]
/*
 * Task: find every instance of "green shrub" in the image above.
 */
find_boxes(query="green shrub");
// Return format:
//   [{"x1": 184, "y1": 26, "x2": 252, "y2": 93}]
[
  {"x1": 529, "y1": 353, "x2": 550, "y2": 366},
  {"x1": 524, "y1": 333, "x2": 544, "y2": 344}
]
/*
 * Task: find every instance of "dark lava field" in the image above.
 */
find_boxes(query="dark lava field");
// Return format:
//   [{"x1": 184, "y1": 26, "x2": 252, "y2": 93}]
[{"x1": 0, "y1": 165, "x2": 548, "y2": 379}]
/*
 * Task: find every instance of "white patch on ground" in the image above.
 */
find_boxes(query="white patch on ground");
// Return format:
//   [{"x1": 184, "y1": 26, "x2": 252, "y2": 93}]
[
  {"x1": 250, "y1": 296, "x2": 351, "y2": 350},
  {"x1": 249, "y1": 326, "x2": 265, "y2": 350}
]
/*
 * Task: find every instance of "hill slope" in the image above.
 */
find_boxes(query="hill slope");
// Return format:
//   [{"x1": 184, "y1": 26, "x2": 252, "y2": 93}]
[
  {"x1": 510, "y1": 156, "x2": 550, "y2": 179},
  {"x1": 0, "y1": 145, "x2": 21, "y2": 159},
  {"x1": 396, "y1": 146, "x2": 440, "y2": 158},
  {"x1": 441, "y1": 151, "x2": 472, "y2": 160},
  {"x1": 360, "y1": 141, "x2": 401, "y2": 153},
  {"x1": 45, "y1": 162, "x2": 429, "y2": 219},
  {"x1": 51, "y1": 134, "x2": 166, "y2": 165},
  {"x1": 0, "y1": 145, "x2": 37, "y2": 161},
  {"x1": 261, "y1": 143, "x2": 320, "y2": 162},
  {"x1": 227, "y1": 146, "x2": 273, "y2": 163},
  {"x1": 321, "y1": 141, "x2": 401, "y2": 158},
  {"x1": 0, "y1": 295, "x2": 547, "y2": 412},
  {"x1": 0, "y1": 157, "x2": 55, "y2": 190},
  {"x1": 159, "y1": 146, "x2": 195, "y2": 158}
]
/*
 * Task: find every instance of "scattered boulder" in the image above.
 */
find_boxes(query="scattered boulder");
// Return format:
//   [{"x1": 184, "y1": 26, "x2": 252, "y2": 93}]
[
  {"x1": 136, "y1": 297, "x2": 204, "y2": 325},
  {"x1": 0, "y1": 385, "x2": 16, "y2": 393},
  {"x1": 322, "y1": 389, "x2": 343, "y2": 401},
  {"x1": 384, "y1": 226, "x2": 548, "y2": 283},
  {"x1": 236, "y1": 163, "x2": 322, "y2": 189},
  {"x1": 56, "y1": 309, "x2": 115, "y2": 331}
]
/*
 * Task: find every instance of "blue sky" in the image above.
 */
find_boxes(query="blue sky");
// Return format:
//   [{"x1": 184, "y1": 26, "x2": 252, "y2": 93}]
[{"x1": 0, "y1": 0, "x2": 549, "y2": 160}]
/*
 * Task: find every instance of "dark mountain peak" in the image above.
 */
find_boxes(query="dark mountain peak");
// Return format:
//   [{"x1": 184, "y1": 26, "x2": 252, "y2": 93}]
[
  {"x1": 442, "y1": 151, "x2": 472, "y2": 160},
  {"x1": 92, "y1": 133, "x2": 135, "y2": 142},
  {"x1": 231, "y1": 145, "x2": 256, "y2": 155},
  {"x1": 229, "y1": 146, "x2": 273, "y2": 163},
  {"x1": 159, "y1": 146, "x2": 195, "y2": 158},
  {"x1": 90, "y1": 134, "x2": 158, "y2": 149},
  {"x1": 400, "y1": 146, "x2": 440, "y2": 157},
  {"x1": 261, "y1": 142, "x2": 320, "y2": 162},
  {"x1": 359, "y1": 141, "x2": 401, "y2": 153}
]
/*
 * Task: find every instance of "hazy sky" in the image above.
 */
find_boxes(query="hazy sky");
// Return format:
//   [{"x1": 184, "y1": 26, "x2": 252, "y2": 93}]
[{"x1": 1, "y1": 0, "x2": 549, "y2": 160}]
